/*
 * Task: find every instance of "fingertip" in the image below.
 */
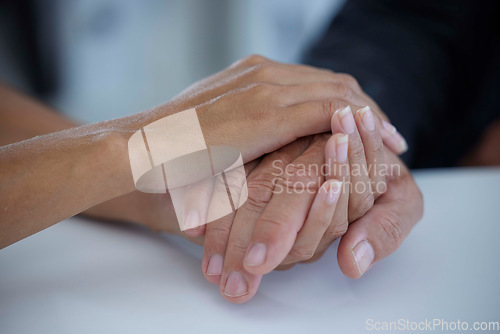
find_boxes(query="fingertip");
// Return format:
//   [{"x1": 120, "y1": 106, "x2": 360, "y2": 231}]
[
  {"x1": 243, "y1": 242, "x2": 291, "y2": 276},
  {"x1": 381, "y1": 120, "x2": 408, "y2": 155},
  {"x1": 325, "y1": 134, "x2": 338, "y2": 157},
  {"x1": 331, "y1": 105, "x2": 350, "y2": 133},
  {"x1": 337, "y1": 229, "x2": 374, "y2": 279},
  {"x1": 202, "y1": 253, "x2": 224, "y2": 285},
  {"x1": 220, "y1": 272, "x2": 262, "y2": 304},
  {"x1": 203, "y1": 271, "x2": 222, "y2": 285},
  {"x1": 337, "y1": 236, "x2": 363, "y2": 279}
]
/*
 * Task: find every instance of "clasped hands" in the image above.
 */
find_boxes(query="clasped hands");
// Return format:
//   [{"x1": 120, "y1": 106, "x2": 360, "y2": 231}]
[{"x1": 102, "y1": 55, "x2": 423, "y2": 304}]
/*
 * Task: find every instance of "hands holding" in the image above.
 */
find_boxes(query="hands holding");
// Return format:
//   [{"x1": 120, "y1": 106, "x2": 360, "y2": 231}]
[
  {"x1": 82, "y1": 55, "x2": 423, "y2": 304},
  {"x1": 201, "y1": 106, "x2": 422, "y2": 303}
]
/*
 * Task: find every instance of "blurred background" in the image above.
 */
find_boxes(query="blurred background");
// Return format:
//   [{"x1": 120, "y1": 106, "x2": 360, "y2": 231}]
[{"x1": 0, "y1": 0, "x2": 345, "y2": 123}]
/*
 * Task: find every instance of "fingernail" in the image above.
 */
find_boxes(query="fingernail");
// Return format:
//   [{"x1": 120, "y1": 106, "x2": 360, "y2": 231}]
[
  {"x1": 358, "y1": 106, "x2": 375, "y2": 131},
  {"x1": 352, "y1": 240, "x2": 375, "y2": 276},
  {"x1": 327, "y1": 180, "x2": 342, "y2": 204},
  {"x1": 336, "y1": 106, "x2": 355, "y2": 134},
  {"x1": 206, "y1": 254, "x2": 224, "y2": 276},
  {"x1": 184, "y1": 210, "x2": 200, "y2": 230},
  {"x1": 335, "y1": 134, "x2": 348, "y2": 163},
  {"x1": 394, "y1": 132, "x2": 408, "y2": 153},
  {"x1": 382, "y1": 120, "x2": 397, "y2": 135},
  {"x1": 224, "y1": 272, "x2": 248, "y2": 297},
  {"x1": 382, "y1": 120, "x2": 408, "y2": 153},
  {"x1": 245, "y1": 243, "x2": 267, "y2": 267}
]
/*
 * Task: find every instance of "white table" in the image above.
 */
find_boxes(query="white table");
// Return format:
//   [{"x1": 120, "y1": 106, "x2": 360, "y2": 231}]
[{"x1": 1, "y1": 168, "x2": 499, "y2": 333}]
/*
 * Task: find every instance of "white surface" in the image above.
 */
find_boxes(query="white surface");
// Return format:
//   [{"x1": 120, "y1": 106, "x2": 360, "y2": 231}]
[{"x1": 1, "y1": 168, "x2": 500, "y2": 333}]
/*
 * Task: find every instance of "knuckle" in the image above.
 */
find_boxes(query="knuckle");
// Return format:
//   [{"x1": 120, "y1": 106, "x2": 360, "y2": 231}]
[
  {"x1": 228, "y1": 237, "x2": 250, "y2": 254},
  {"x1": 252, "y1": 63, "x2": 277, "y2": 82},
  {"x1": 350, "y1": 189, "x2": 374, "y2": 221},
  {"x1": 334, "y1": 82, "x2": 353, "y2": 100},
  {"x1": 337, "y1": 73, "x2": 360, "y2": 89},
  {"x1": 324, "y1": 221, "x2": 348, "y2": 241},
  {"x1": 243, "y1": 54, "x2": 269, "y2": 66},
  {"x1": 376, "y1": 210, "x2": 404, "y2": 250},
  {"x1": 207, "y1": 222, "x2": 232, "y2": 237},
  {"x1": 288, "y1": 246, "x2": 315, "y2": 262},
  {"x1": 245, "y1": 178, "x2": 274, "y2": 213},
  {"x1": 258, "y1": 215, "x2": 288, "y2": 232},
  {"x1": 349, "y1": 141, "x2": 366, "y2": 163},
  {"x1": 322, "y1": 99, "x2": 341, "y2": 121}
]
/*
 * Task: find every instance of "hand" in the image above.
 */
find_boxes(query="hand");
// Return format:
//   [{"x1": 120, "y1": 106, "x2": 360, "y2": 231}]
[
  {"x1": 174, "y1": 55, "x2": 407, "y2": 237},
  {"x1": 108, "y1": 55, "x2": 407, "y2": 237},
  {"x1": 336, "y1": 146, "x2": 423, "y2": 278},
  {"x1": 200, "y1": 101, "x2": 393, "y2": 302},
  {"x1": 171, "y1": 55, "x2": 407, "y2": 156}
]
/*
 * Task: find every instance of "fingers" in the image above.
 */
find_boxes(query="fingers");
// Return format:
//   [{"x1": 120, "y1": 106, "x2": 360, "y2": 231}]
[
  {"x1": 331, "y1": 106, "x2": 374, "y2": 222},
  {"x1": 278, "y1": 179, "x2": 341, "y2": 265},
  {"x1": 242, "y1": 135, "x2": 328, "y2": 275},
  {"x1": 212, "y1": 139, "x2": 310, "y2": 303},
  {"x1": 217, "y1": 149, "x2": 295, "y2": 303},
  {"x1": 202, "y1": 213, "x2": 234, "y2": 285},
  {"x1": 354, "y1": 106, "x2": 387, "y2": 199},
  {"x1": 337, "y1": 149, "x2": 424, "y2": 279},
  {"x1": 280, "y1": 133, "x2": 349, "y2": 265},
  {"x1": 280, "y1": 99, "x2": 350, "y2": 141},
  {"x1": 182, "y1": 177, "x2": 215, "y2": 237},
  {"x1": 275, "y1": 81, "x2": 380, "y2": 108},
  {"x1": 313, "y1": 139, "x2": 350, "y2": 255},
  {"x1": 276, "y1": 84, "x2": 408, "y2": 158},
  {"x1": 201, "y1": 158, "x2": 261, "y2": 284},
  {"x1": 380, "y1": 120, "x2": 408, "y2": 155}
]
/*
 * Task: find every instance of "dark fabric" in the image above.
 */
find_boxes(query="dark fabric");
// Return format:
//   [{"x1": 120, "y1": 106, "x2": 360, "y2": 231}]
[{"x1": 303, "y1": 0, "x2": 500, "y2": 168}]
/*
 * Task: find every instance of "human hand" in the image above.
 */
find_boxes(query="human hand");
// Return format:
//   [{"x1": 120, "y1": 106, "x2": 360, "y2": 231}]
[
  {"x1": 199, "y1": 101, "x2": 397, "y2": 302},
  {"x1": 84, "y1": 55, "x2": 412, "y2": 275},
  {"x1": 112, "y1": 55, "x2": 407, "y2": 237},
  {"x1": 336, "y1": 146, "x2": 423, "y2": 278},
  {"x1": 170, "y1": 55, "x2": 407, "y2": 157},
  {"x1": 172, "y1": 55, "x2": 407, "y2": 236}
]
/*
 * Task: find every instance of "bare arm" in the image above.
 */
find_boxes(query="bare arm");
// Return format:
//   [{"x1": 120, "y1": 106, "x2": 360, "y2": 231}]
[{"x1": 0, "y1": 85, "x2": 137, "y2": 248}]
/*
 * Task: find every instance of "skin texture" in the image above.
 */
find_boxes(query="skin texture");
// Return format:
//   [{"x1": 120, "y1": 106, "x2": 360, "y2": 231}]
[{"x1": 0, "y1": 55, "x2": 423, "y2": 305}]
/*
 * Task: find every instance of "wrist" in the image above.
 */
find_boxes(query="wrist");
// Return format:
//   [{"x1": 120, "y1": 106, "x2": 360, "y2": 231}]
[{"x1": 88, "y1": 129, "x2": 136, "y2": 198}]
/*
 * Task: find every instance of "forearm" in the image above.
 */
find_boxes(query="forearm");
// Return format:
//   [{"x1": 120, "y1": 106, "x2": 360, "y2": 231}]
[
  {"x1": 0, "y1": 85, "x2": 179, "y2": 248},
  {"x1": 0, "y1": 126, "x2": 134, "y2": 248}
]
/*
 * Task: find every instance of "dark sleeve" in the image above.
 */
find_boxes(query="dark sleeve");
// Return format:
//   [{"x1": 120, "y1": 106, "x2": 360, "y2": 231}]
[{"x1": 303, "y1": 0, "x2": 500, "y2": 168}]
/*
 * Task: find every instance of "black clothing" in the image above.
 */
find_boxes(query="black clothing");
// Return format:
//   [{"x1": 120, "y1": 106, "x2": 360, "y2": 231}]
[{"x1": 304, "y1": 0, "x2": 500, "y2": 168}]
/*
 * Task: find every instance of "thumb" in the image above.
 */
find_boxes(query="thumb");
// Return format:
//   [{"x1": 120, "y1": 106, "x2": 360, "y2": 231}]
[{"x1": 337, "y1": 166, "x2": 423, "y2": 279}]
